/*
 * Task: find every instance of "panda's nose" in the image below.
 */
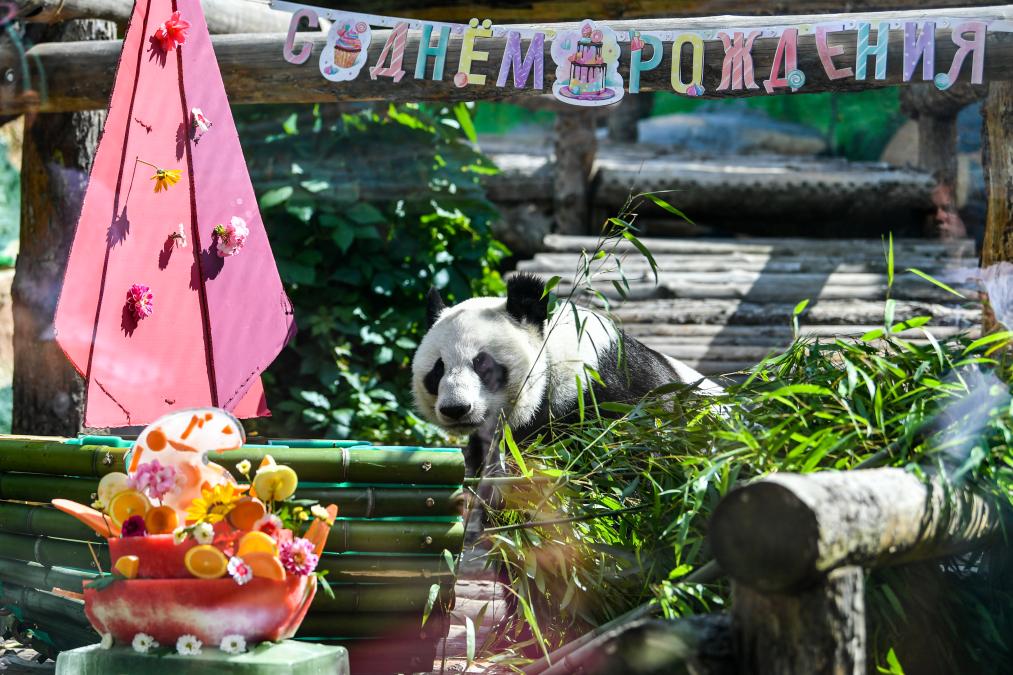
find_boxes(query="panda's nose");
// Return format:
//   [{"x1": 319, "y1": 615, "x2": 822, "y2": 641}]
[{"x1": 439, "y1": 404, "x2": 472, "y2": 421}]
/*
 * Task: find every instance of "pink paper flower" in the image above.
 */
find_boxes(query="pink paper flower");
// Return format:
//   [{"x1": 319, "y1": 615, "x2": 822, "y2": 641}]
[
  {"x1": 127, "y1": 284, "x2": 153, "y2": 320},
  {"x1": 279, "y1": 537, "x2": 319, "y2": 576},
  {"x1": 227, "y1": 556, "x2": 253, "y2": 585},
  {"x1": 154, "y1": 11, "x2": 190, "y2": 52},
  {"x1": 252, "y1": 513, "x2": 283, "y2": 539},
  {"x1": 121, "y1": 515, "x2": 147, "y2": 538},
  {"x1": 129, "y1": 460, "x2": 181, "y2": 501},
  {"x1": 214, "y1": 216, "x2": 249, "y2": 257}
]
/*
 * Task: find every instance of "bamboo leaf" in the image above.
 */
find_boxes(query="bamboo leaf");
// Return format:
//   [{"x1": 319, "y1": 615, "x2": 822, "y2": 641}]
[
  {"x1": 503, "y1": 425, "x2": 530, "y2": 477},
  {"x1": 622, "y1": 231, "x2": 658, "y2": 283},
  {"x1": 906, "y1": 267, "x2": 966, "y2": 298},
  {"x1": 542, "y1": 275, "x2": 561, "y2": 299},
  {"x1": 963, "y1": 330, "x2": 1013, "y2": 355},
  {"x1": 421, "y1": 582, "x2": 440, "y2": 627},
  {"x1": 465, "y1": 616, "x2": 476, "y2": 667},
  {"x1": 641, "y1": 193, "x2": 695, "y2": 224},
  {"x1": 453, "y1": 103, "x2": 477, "y2": 143}
]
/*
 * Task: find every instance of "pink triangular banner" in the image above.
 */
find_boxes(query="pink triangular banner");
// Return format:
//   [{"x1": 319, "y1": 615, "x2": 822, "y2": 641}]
[{"x1": 55, "y1": 0, "x2": 295, "y2": 427}]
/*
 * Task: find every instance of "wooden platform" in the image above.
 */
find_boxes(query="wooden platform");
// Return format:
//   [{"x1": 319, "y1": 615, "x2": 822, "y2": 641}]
[{"x1": 517, "y1": 235, "x2": 981, "y2": 378}]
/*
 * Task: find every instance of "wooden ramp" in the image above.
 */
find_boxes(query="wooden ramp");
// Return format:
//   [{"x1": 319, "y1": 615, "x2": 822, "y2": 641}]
[{"x1": 517, "y1": 236, "x2": 981, "y2": 378}]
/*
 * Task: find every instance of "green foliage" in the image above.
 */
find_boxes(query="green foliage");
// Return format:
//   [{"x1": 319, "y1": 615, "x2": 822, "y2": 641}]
[
  {"x1": 483, "y1": 209, "x2": 1013, "y2": 671},
  {"x1": 240, "y1": 103, "x2": 507, "y2": 443}
]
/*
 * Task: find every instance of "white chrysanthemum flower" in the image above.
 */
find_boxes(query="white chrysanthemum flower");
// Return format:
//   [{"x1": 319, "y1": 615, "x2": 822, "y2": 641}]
[
  {"x1": 193, "y1": 522, "x2": 215, "y2": 545},
  {"x1": 131, "y1": 633, "x2": 157, "y2": 654},
  {"x1": 172, "y1": 526, "x2": 188, "y2": 545},
  {"x1": 236, "y1": 459, "x2": 252, "y2": 477},
  {"x1": 310, "y1": 504, "x2": 331, "y2": 522},
  {"x1": 176, "y1": 634, "x2": 202, "y2": 656},
  {"x1": 100, "y1": 632, "x2": 114, "y2": 650},
  {"x1": 219, "y1": 634, "x2": 247, "y2": 655}
]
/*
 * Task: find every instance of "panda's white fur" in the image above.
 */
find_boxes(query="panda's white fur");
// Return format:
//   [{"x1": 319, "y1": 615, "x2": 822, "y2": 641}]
[{"x1": 412, "y1": 275, "x2": 722, "y2": 479}]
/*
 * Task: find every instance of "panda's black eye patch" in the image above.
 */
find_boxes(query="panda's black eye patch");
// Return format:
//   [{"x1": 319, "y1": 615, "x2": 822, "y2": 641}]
[
  {"x1": 472, "y1": 352, "x2": 507, "y2": 392},
  {"x1": 424, "y1": 358, "x2": 444, "y2": 395}
]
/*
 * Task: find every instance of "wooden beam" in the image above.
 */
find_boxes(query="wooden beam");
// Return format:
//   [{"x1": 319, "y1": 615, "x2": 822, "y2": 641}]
[
  {"x1": 981, "y1": 80, "x2": 1013, "y2": 333},
  {"x1": 14, "y1": 0, "x2": 293, "y2": 33},
  {"x1": 295, "y1": 0, "x2": 1009, "y2": 23},
  {"x1": 708, "y1": 468, "x2": 1001, "y2": 594},
  {"x1": 2, "y1": 5, "x2": 1011, "y2": 113}
]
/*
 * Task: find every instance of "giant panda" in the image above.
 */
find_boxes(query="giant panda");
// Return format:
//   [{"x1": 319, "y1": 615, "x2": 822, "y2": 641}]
[{"x1": 412, "y1": 273, "x2": 721, "y2": 478}]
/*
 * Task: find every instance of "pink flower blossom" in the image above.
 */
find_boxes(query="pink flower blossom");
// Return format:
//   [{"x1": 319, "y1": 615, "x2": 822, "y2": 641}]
[
  {"x1": 252, "y1": 514, "x2": 283, "y2": 539},
  {"x1": 154, "y1": 11, "x2": 190, "y2": 52},
  {"x1": 121, "y1": 515, "x2": 147, "y2": 538},
  {"x1": 214, "y1": 216, "x2": 249, "y2": 257},
  {"x1": 227, "y1": 556, "x2": 252, "y2": 585},
  {"x1": 129, "y1": 460, "x2": 181, "y2": 501},
  {"x1": 279, "y1": 538, "x2": 318, "y2": 576},
  {"x1": 127, "y1": 284, "x2": 153, "y2": 320}
]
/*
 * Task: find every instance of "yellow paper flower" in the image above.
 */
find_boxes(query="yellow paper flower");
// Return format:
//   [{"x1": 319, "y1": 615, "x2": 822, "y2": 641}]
[
  {"x1": 186, "y1": 483, "x2": 244, "y2": 524},
  {"x1": 151, "y1": 168, "x2": 182, "y2": 193}
]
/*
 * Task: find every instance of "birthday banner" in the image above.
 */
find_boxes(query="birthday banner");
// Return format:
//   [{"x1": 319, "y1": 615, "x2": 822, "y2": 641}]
[{"x1": 272, "y1": 1, "x2": 1010, "y2": 107}]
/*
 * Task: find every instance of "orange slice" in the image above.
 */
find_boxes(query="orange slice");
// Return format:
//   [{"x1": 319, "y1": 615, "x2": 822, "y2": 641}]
[
  {"x1": 114, "y1": 555, "x2": 140, "y2": 579},
  {"x1": 243, "y1": 551, "x2": 286, "y2": 581},
  {"x1": 107, "y1": 490, "x2": 150, "y2": 529},
  {"x1": 96, "y1": 472, "x2": 130, "y2": 505},
  {"x1": 144, "y1": 505, "x2": 178, "y2": 535},
  {"x1": 237, "y1": 531, "x2": 277, "y2": 557},
  {"x1": 228, "y1": 498, "x2": 266, "y2": 531},
  {"x1": 184, "y1": 545, "x2": 228, "y2": 579}
]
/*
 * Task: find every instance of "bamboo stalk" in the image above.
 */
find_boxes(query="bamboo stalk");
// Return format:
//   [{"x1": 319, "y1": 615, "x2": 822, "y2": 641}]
[
  {"x1": 306, "y1": 637, "x2": 440, "y2": 675},
  {"x1": 0, "y1": 473, "x2": 464, "y2": 517},
  {"x1": 0, "y1": 580, "x2": 88, "y2": 626},
  {"x1": 0, "y1": 557, "x2": 96, "y2": 593},
  {"x1": 0, "y1": 438, "x2": 128, "y2": 476},
  {"x1": 0, "y1": 533, "x2": 108, "y2": 570},
  {"x1": 297, "y1": 611, "x2": 450, "y2": 640},
  {"x1": 316, "y1": 554, "x2": 454, "y2": 583},
  {"x1": 310, "y1": 583, "x2": 455, "y2": 613},
  {"x1": 325, "y1": 520, "x2": 464, "y2": 555},
  {"x1": 0, "y1": 502, "x2": 103, "y2": 543},
  {"x1": 12, "y1": 613, "x2": 98, "y2": 655}
]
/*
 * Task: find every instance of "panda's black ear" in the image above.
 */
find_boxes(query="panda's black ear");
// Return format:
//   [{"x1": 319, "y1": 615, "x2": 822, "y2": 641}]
[
  {"x1": 506, "y1": 274, "x2": 548, "y2": 327},
  {"x1": 426, "y1": 287, "x2": 447, "y2": 328}
]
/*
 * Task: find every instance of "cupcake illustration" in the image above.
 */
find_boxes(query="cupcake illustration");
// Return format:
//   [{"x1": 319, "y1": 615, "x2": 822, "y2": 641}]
[
  {"x1": 320, "y1": 19, "x2": 371, "y2": 82},
  {"x1": 333, "y1": 23, "x2": 363, "y2": 68}
]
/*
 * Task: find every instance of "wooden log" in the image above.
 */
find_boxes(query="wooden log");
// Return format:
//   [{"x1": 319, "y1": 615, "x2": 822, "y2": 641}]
[
  {"x1": 3, "y1": 5, "x2": 1013, "y2": 113},
  {"x1": 553, "y1": 109, "x2": 596, "y2": 235},
  {"x1": 0, "y1": 532, "x2": 109, "y2": 570},
  {"x1": 15, "y1": 0, "x2": 293, "y2": 33},
  {"x1": 709, "y1": 468, "x2": 1002, "y2": 594},
  {"x1": 981, "y1": 80, "x2": 1013, "y2": 333},
  {"x1": 11, "y1": 19, "x2": 114, "y2": 436},
  {"x1": 732, "y1": 567, "x2": 865, "y2": 675},
  {"x1": 290, "y1": 0, "x2": 1007, "y2": 23},
  {"x1": 297, "y1": 610, "x2": 450, "y2": 640},
  {"x1": 0, "y1": 579, "x2": 88, "y2": 626},
  {"x1": 0, "y1": 556, "x2": 96, "y2": 593},
  {"x1": 309, "y1": 582, "x2": 454, "y2": 614},
  {"x1": 0, "y1": 502, "x2": 104, "y2": 542}
]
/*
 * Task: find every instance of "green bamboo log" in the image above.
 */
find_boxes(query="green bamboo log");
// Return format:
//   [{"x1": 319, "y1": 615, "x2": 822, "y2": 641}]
[
  {"x1": 0, "y1": 502, "x2": 104, "y2": 542},
  {"x1": 310, "y1": 583, "x2": 454, "y2": 613},
  {"x1": 297, "y1": 611, "x2": 450, "y2": 640},
  {"x1": 0, "y1": 533, "x2": 109, "y2": 570},
  {"x1": 325, "y1": 520, "x2": 464, "y2": 555},
  {"x1": 316, "y1": 554, "x2": 454, "y2": 584},
  {"x1": 12, "y1": 614, "x2": 98, "y2": 657},
  {"x1": 0, "y1": 437, "x2": 465, "y2": 485},
  {"x1": 0, "y1": 473, "x2": 98, "y2": 504},
  {"x1": 0, "y1": 580, "x2": 88, "y2": 625},
  {"x1": 0, "y1": 472, "x2": 464, "y2": 517},
  {"x1": 0, "y1": 557, "x2": 96, "y2": 593},
  {"x1": 304, "y1": 637, "x2": 440, "y2": 675}
]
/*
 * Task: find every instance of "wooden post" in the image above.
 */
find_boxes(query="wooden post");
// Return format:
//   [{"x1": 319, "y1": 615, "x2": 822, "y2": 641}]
[
  {"x1": 899, "y1": 84, "x2": 985, "y2": 239},
  {"x1": 11, "y1": 18, "x2": 114, "y2": 435},
  {"x1": 981, "y1": 81, "x2": 1013, "y2": 333},
  {"x1": 607, "y1": 93, "x2": 654, "y2": 144},
  {"x1": 733, "y1": 567, "x2": 865, "y2": 675},
  {"x1": 553, "y1": 110, "x2": 596, "y2": 235}
]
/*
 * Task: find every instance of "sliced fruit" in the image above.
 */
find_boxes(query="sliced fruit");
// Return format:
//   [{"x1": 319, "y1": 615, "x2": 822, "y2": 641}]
[
  {"x1": 97, "y1": 472, "x2": 130, "y2": 506},
  {"x1": 237, "y1": 530, "x2": 277, "y2": 557},
  {"x1": 114, "y1": 555, "x2": 140, "y2": 579},
  {"x1": 184, "y1": 544, "x2": 228, "y2": 579},
  {"x1": 243, "y1": 551, "x2": 286, "y2": 581},
  {"x1": 305, "y1": 504, "x2": 338, "y2": 556},
  {"x1": 228, "y1": 497, "x2": 266, "y2": 531},
  {"x1": 51, "y1": 499, "x2": 117, "y2": 538},
  {"x1": 144, "y1": 505, "x2": 178, "y2": 535},
  {"x1": 107, "y1": 490, "x2": 151, "y2": 529},
  {"x1": 252, "y1": 465, "x2": 298, "y2": 502}
]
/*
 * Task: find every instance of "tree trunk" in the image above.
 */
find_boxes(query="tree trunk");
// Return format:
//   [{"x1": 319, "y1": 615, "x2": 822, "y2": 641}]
[
  {"x1": 12, "y1": 19, "x2": 114, "y2": 435},
  {"x1": 553, "y1": 110, "x2": 596, "y2": 235},
  {"x1": 733, "y1": 567, "x2": 865, "y2": 675},
  {"x1": 607, "y1": 93, "x2": 654, "y2": 144},
  {"x1": 981, "y1": 81, "x2": 1013, "y2": 333}
]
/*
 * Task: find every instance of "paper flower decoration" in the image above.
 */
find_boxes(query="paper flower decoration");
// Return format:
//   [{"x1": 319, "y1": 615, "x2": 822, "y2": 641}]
[
  {"x1": 176, "y1": 634, "x2": 202, "y2": 656},
  {"x1": 213, "y1": 216, "x2": 249, "y2": 257},
  {"x1": 127, "y1": 284, "x2": 154, "y2": 320},
  {"x1": 191, "y1": 107, "x2": 212, "y2": 140},
  {"x1": 128, "y1": 460, "x2": 181, "y2": 501},
  {"x1": 279, "y1": 537, "x2": 319, "y2": 576},
  {"x1": 154, "y1": 11, "x2": 191, "y2": 52},
  {"x1": 151, "y1": 168, "x2": 182, "y2": 193}
]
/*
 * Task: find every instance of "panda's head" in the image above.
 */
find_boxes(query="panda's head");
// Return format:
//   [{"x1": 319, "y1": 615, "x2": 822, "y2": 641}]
[{"x1": 412, "y1": 274, "x2": 549, "y2": 434}]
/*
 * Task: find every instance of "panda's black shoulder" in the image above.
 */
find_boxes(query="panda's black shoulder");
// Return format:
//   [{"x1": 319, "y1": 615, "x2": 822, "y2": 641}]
[{"x1": 593, "y1": 331, "x2": 679, "y2": 399}]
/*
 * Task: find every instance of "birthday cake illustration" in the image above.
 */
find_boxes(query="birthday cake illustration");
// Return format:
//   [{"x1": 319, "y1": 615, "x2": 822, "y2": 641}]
[
  {"x1": 52, "y1": 408, "x2": 337, "y2": 652},
  {"x1": 551, "y1": 20, "x2": 623, "y2": 107},
  {"x1": 563, "y1": 25, "x2": 611, "y2": 99}
]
